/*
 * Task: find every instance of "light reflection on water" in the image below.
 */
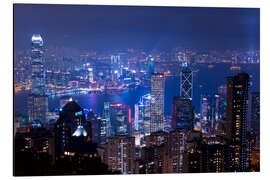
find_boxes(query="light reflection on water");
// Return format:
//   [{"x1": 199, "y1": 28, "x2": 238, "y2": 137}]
[{"x1": 14, "y1": 64, "x2": 259, "y2": 117}]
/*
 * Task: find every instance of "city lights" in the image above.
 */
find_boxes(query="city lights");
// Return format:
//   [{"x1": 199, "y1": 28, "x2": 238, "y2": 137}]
[{"x1": 14, "y1": 4, "x2": 260, "y2": 176}]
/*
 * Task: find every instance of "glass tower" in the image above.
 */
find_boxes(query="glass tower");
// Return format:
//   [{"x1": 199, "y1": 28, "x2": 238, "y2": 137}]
[
  {"x1": 172, "y1": 96, "x2": 194, "y2": 130},
  {"x1": 200, "y1": 94, "x2": 212, "y2": 134},
  {"x1": 180, "y1": 63, "x2": 193, "y2": 100},
  {"x1": 150, "y1": 73, "x2": 164, "y2": 133},
  {"x1": 28, "y1": 34, "x2": 48, "y2": 124},
  {"x1": 30, "y1": 34, "x2": 45, "y2": 95}
]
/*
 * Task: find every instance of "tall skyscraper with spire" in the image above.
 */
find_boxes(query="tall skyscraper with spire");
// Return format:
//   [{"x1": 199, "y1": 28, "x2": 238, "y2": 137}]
[
  {"x1": 180, "y1": 61, "x2": 193, "y2": 101},
  {"x1": 28, "y1": 34, "x2": 48, "y2": 124},
  {"x1": 30, "y1": 34, "x2": 45, "y2": 95}
]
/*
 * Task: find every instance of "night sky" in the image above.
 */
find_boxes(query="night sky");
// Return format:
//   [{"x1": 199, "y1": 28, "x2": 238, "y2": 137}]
[{"x1": 14, "y1": 4, "x2": 260, "y2": 51}]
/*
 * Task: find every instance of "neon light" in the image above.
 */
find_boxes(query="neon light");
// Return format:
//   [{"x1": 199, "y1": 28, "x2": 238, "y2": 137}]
[
  {"x1": 75, "y1": 111, "x2": 83, "y2": 116},
  {"x1": 128, "y1": 107, "x2": 131, "y2": 124},
  {"x1": 110, "y1": 104, "x2": 122, "y2": 107}
]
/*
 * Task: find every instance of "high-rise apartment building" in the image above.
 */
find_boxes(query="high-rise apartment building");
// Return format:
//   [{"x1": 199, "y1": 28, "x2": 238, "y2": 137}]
[
  {"x1": 250, "y1": 92, "x2": 260, "y2": 147},
  {"x1": 226, "y1": 73, "x2": 250, "y2": 172},
  {"x1": 100, "y1": 136, "x2": 136, "y2": 174}
]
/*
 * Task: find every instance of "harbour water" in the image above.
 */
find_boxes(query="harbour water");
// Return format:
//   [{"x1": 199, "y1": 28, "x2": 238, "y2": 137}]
[{"x1": 14, "y1": 64, "x2": 260, "y2": 117}]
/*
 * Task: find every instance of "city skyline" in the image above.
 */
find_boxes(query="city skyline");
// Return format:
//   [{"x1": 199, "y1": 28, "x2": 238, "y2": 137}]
[{"x1": 14, "y1": 4, "x2": 260, "y2": 176}]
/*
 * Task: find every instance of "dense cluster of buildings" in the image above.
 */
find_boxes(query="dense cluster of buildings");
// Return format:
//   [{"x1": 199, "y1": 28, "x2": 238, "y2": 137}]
[{"x1": 14, "y1": 34, "x2": 260, "y2": 175}]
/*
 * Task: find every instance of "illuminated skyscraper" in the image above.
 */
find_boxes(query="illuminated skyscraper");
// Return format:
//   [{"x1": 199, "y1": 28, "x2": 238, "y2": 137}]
[
  {"x1": 102, "y1": 102, "x2": 111, "y2": 138},
  {"x1": 226, "y1": 73, "x2": 250, "y2": 172},
  {"x1": 172, "y1": 96, "x2": 194, "y2": 130},
  {"x1": 213, "y1": 94, "x2": 226, "y2": 133},
  {"x1": 28, "y1": 94, "x2": 48, "y2": 124},
  {"x1": 134, "y1": 94, "x2": 152, "y2": 146},
  {"x1": 88, "y1": 68, "x2": 94, "y2": 83},
  {"x1": 111, "y1": 55, "x2": 121, "y2": 65},
  {"x1": 180, "y1": 63, "x2": 193, "y2": 100},
  {"x1": 109, "y1": 103, "x2": 132, "y2": 137},
  {"x1": 135, "y1": 94, "x2": 151, "y2": 135},
  {"x1": 30, "y1": 34, "x2": 45, "y2": 95},
  {"x1": 200, "y1": 94, "x2": 212, "y2": 134},
  {"x1": 28, "y1": 34, "x2": 48, "y2": 124},
  {"x1": 150, "y1": 73, "x2": 165, "y2": 133},
  {"x1": 147, "y1": 55, "x2": 155, "y2": 79}
]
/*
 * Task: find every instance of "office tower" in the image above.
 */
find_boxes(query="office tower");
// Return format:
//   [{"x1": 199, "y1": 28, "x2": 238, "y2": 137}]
[
  {"x1": 103, "y1": 102, "x2": 111, "y2": 138},
  {"x1": 88, "y1": 68, "x2": 94, "y2": 83},
  {"x1": 28, "y1": 34, "x2": 48, "y2": 124},
  {"x1": 134, "y1": 94, "x2": 152, "y2": 147},
  {"x1": 54, "y1": 100, "x2": 92, "y2": 159},
  {"x1": 134, "y1": 104, "x2": 139, "y2": 131},
  {"x1": 28, "y1": 94, "x2": 48, "y2": 124},
  {"x1": 135, "y1": 94, "x2": 151, "y2": 135},
  {"x1": 200, "y1": 94, "x2": 212, "y2": 134},
  {"x1": 147, "y1": 55, "x2": 155, "y2": 79},
  {"x1": 213, "y1": 94, "x2": 227, "y2": 133},
  {"x1": 150, "y1": 73, "x2": 165, "y2": 133},
  {"x1": 87, "y1": 109, "x2": 100, "y2": 144},
  {"x1": 100, "y1": 136, "x2": 136, "y2": 174},
  {"x1": 99, "y1": 117, "x2": 107, "y2": 144},
  {"x1": 111, "y1": 55, "x2": 121, "y2": 80},
  {"x1": 180, "y1": 63, "x2": 193, "y2": 100},
  {"x1": 226, "y1": 73, "x2": 250, "y2": 172},
  {"x1": 30, "y1": 34, "x2": 45, "y2": 95},
  {"x1": 111, "y1": 55, "x2": 121, "y2": 65},
  {"x1": 172, "y1": 96, "x2": 194, "y2": 130},
  {"x1": 250, "y1": 92, "x2": 260, "y2": 146},
  {"x1": 109, "y1": 103, "x2": 132, "y2": 137}
]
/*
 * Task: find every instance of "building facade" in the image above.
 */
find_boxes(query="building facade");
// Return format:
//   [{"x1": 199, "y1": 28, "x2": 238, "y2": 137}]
[
  {"x1": 172, "y1": 96, "x2": 194, "y2": 130},
  {"x1": 100, "y1": 136, "x2": 136, "y2": 174},
  {"x1": 150, "y1": 73, "x2": 165, "y2": 133},
  {"x1": 180, "y1": 64, "x2": 193, "y2": 100},
  {"x1": 109, "y1": 103, "x2": 132, "y2": 137},
  {"x1": 226, "y1": 73, "x2": 250, "y2": 172},
  {"x1": 28, "y1": 34, "x2": 48, "y2": 124}
]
